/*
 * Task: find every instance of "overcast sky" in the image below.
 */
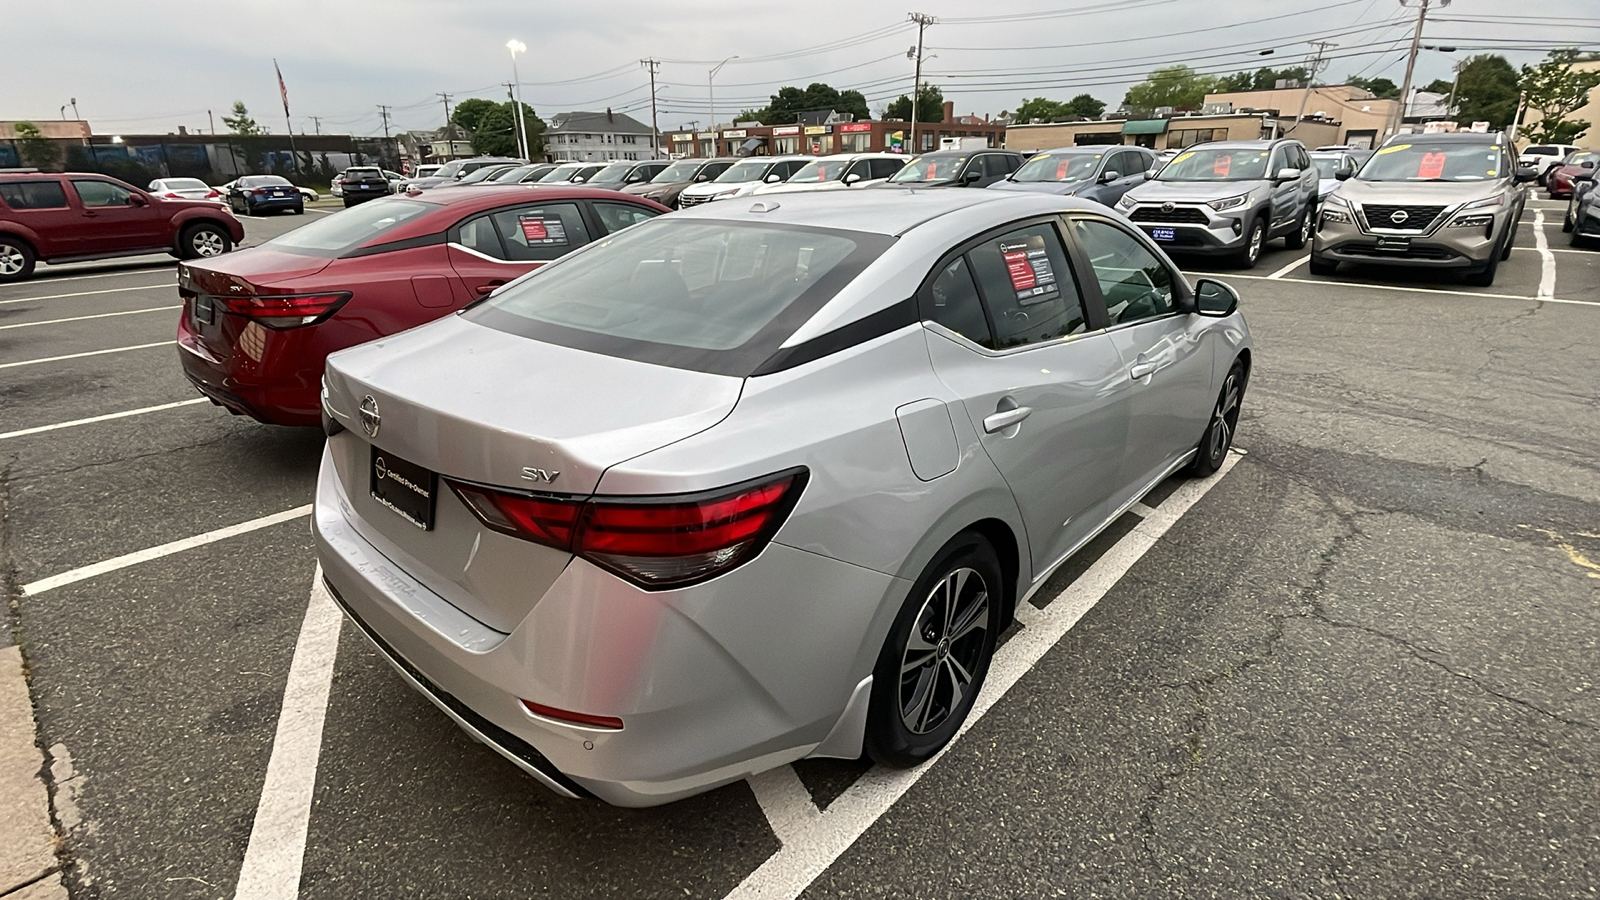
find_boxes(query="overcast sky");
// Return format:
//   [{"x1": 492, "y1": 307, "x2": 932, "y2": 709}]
[{"x1": 6, "y1": 0, "x2": 1594, "y2": 137}]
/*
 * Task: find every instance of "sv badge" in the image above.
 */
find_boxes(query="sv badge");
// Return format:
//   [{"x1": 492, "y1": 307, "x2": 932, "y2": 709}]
[{"x1": 520, "y1": 467, "x2": 561, "y2": 484}]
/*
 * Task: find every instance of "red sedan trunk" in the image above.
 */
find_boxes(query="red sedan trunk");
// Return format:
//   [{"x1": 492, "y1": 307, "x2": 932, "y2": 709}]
[{"x1": 177, "y1": 186, "x2": 668, "y2": 426}]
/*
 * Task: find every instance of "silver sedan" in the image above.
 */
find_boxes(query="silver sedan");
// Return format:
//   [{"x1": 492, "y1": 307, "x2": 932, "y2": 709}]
[{"x1": 315, "y1": 190, "x2": 1252, "y2": 806}]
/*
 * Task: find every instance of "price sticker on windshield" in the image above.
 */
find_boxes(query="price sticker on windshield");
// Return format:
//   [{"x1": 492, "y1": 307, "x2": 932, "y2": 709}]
[
  {"x1": 926, "y1": 164, "x2": 938, "y2": 179},
  {"x1": 1417, "y1": 152, "x2": 1446, "y2": 179},
  {"x1": 1056, "y1": 160, "x2": 1074, "y2": 179},
  {"x1": 518, "y1": 215, "x2": 567, "y2": 245},
  {"x1": 1213, "y1": 155, "x2": 1232, "y2": 177}
]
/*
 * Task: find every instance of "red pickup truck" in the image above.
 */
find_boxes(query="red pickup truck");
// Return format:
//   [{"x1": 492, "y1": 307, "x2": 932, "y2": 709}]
[{"x1": 0, "y1": 172, "x2": 245, "y2": 282}]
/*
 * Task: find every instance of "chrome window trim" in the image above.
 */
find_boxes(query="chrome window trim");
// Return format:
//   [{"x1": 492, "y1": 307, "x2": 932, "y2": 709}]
[{"x1": 447, "y1": 241, "x2": 525, "y2": 264}]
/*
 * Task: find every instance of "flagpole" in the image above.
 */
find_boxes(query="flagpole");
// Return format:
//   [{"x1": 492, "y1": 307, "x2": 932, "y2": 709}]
[{"x1": 275, "y1": 59, "x2": 301, "y2": 174}]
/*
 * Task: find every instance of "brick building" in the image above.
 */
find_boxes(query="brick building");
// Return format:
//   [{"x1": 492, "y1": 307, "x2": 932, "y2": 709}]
[{"x1": 661, "y1": 102, "x2": 1006, "y2": 158}]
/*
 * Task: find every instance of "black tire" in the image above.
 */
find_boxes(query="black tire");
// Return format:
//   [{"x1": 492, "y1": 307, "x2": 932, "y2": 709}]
[
  {"x1": 1283, "y1": 206, "x2": 1312, "y2": 250},
  {"x1": 1232, "y1": 216, "x2": 1266, "y2": 268},
  {"x1": 864, "y1": 533, "x2": 1003, "y2": 768},
  {"x1": 342, "y1": 198, "x2": 356, "y2": 209},
  {"x1": 1308, "y1": 253, "x2": 1338, "y2": 276},
  {"x1": 0, "y1": 236, "x2": 37, "y2": 283},
  {"x1": 179, "y1": 222, "x2": 232, "y2": 260},
  {"x1": 293, "y1": 204, "x2": 305, "y2": 215},
  {"x1": 1500, "y1": 228, "x2": 1515, "y2": 261},
  {"x1": 1563, "y1": 199, "x2": 1576, "y2": 233},
  {"x1": 1573, "y1": 228, "x2": 1593, "y2": 250},
  {"x1": 1463, "y1": 248, "x2": 1500, "y2": 287},
  {"x1": 1186, "y1": 360, "x2": 1245, "y2": 476}
]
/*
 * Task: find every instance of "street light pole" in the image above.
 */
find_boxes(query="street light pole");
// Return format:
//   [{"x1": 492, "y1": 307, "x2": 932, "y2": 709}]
[
  {"x1": 507, "y1": 40, "x2": 529, "y2": 161},
  {"x1": 709, "y1": 55, "x2": 739, "y2": 153},
  {"x1": 907, "y1": 12, "x2": 936, "y2": 154}
]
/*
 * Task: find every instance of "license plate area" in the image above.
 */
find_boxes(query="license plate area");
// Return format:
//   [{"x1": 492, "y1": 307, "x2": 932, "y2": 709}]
[
  {"x1": 1150, "y1": 227, "x2": 1177, "y2": 242},
  {"x1": 370, "y1": 446, "x2": 437, "y2": 530},
  {"x1": 1375, "y1": 236, "x2": 1411, "y2": 252},
  {"x1": 193, "y1": 293, "x2": 215, "y2": 325}
]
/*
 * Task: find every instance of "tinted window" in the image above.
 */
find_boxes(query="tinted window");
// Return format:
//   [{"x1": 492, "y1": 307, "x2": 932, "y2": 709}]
[
  {"x1": 966, "y1": 223, "x2": 1086, "y2": 349},
  {"x1": 489, "y1": 202, "x2": 590, "y2": 262},
  {"x1": 1526, "y1": 146, "x2": 1557, "y2": 155},
  {"x1": 265, "y1": 198, "x2": 437, "y2": 257},
  {"x1": 71, "y1": 180, "x2": 133, "y2": 208},
  {"x1": 593, "y1": 201, "x2": 661, "y2": 234},
  {"x1": 464, "y1": 220, "x2": 891, "y2": 374},
  {"x1": 870, "y1": 158, "x2": 907, "y2": 180},
  {"x1": 1070, "y1": 218, "x2": 1177, "y2": 325},
  {"x1": 922, "y1": 256, "x2": 992, "y2": 348},
  {"x1": 0, "y1": 180, "x2": 68, "y2": 210},
  {"x1": 981, "y1": 154, "x2": 1012, "y2": 177},
  {"x1": 700, "y1": 161, "x2": 735, "y2": 180}
]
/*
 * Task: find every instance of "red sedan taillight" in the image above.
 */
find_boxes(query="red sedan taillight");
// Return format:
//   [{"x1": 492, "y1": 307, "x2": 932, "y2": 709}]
[
  {"x1": 447, "y1": 470, "x2": 807, "y2": 589},
  {"x1": 163, "y1": 192, "x2": 182, "y2": 199},
  {"x1": 205, "y1": 189, "x2": 221, "y2": 199},
  {"x1": 218, "y1": 292, "x2": 352, "y2": 329},
  {"x1": 251, "y1": 188, "x2": 268, "y2": 195}
]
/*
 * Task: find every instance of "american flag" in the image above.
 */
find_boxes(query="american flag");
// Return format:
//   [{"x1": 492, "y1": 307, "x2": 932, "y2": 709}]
[{"x1": 274, "y1": 59, "x2": 290, "y2": 117}]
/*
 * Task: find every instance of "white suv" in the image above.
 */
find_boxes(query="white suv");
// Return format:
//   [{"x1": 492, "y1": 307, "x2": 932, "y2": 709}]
[
  {"x1": 677, "y1": 155, "x2": 812, "y2": 206},
  {"x1": 1519, "y1": 144, "x2": 1581, "y2": 185},
  {"x1": 750, "y1": 153, "x2": 908, "y2": 195}
]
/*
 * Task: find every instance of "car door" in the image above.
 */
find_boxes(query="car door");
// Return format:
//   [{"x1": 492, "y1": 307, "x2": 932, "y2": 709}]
[
  {"x1": 1262, "y1": 146, "x2": 1300, "y2": 234},
  {"x1": 1065, "y1": 215, "x2": 1214, "y2": 498},
  {"x1": 445, "y1": 199, "x2": 592, "y2": 298},
  {"x1": 0, "y1": 178, "x2": 80, "y2": 257},
  {"x1": 919, "y1": 218, "x2": 1129, "y2": 572},
  {"x1": 69, "y1": 178, "x2": 168, "y2": 252}
]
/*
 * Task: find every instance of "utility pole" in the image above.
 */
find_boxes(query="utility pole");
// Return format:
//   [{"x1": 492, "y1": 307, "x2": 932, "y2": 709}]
[
  {"x1": 208, "y1": 109, "x2": 215, "y2": 135},
  {"x1": 310, "y1": 116, "x2": 323, "y2": 135},
  {"x1": 1396, "y1": 0, "x2": 1449, "y2": 136},
  {"x1": 1292, "y1": 41, "x2": 1337, "y2": 130},
  {"x1": 438, "y1": 92, "x2": 454, "y2": 135},
  {"x1": 641, "y1": 58, "x2": 662, "y2": 159},
  {"x1": 505, "y1": 83, "x2": 528, "y2": 160},
  {"x1": 377, "y1": 105, "x2": 392, "y2": 139},
  {"x1": 507, "y1": 41, "x2": 530, "y2": 161},
  {"x1": 907, "y1": 12, "x2": 936, "y2": 154}
]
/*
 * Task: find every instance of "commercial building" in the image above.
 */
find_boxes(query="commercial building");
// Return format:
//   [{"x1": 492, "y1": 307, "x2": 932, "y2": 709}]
[
  {"x1": 661, "y1": 102, "x2": 1005, "y2": 158},
  {"x1": 1203, "y1": 85, "x2": 1399, "y2": 148},
  {"x1": 1006, "y1": 112, "x2": 1340, "y2": 154},
  {"x1": 545, "y1": 109, "x2": 655, "y2": 162}
]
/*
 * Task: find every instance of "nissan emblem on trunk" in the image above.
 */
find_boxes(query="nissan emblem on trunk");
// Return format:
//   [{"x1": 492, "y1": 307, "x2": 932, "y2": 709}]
[{"x1": 359, "y1": 395, "x2": 381, "y2": 437}]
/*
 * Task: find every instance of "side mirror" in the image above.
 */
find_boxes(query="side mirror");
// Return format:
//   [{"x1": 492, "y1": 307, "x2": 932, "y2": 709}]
[
  {"x1": 1581, "y1": 161, "x2": 1596, "y2": 170},
  {"x1": 1274, "y1": 167, "x2": 1302, "y2": 183},
  {"x1": 1514, "y1": 166, "x2": 1539, "y2": 183},
  {"x1": 1575, "y1": 173, "x2": 1595, "y2": 184},
  {"x1": 573, "y1": 176, "x2": 588, "y2": 183},
  {"x1": 1146, "y1": 166, "x2": 1161, "y2": 178},
  {"x1": 1193, "y1": 278, "x2": 1239, "y2": 317},
  {"x1": 843, "y1": 172, "x2": 862, "y2": 186},
  {"x1": 1335, "y1": 166, "x2": 1354, "y2": 181},
  {"x1": 1098, "y1": 169, "x2": 1121, "y2": 184},
  {"x1": 694, "y1": 173, "x2": 711, "y2": 182},
  {"x1": 765, "y1": 173, "x2": 782, "y2": 183},
  {"x1": 128, "y1": 193, "x2": 148, "y2": 206}
]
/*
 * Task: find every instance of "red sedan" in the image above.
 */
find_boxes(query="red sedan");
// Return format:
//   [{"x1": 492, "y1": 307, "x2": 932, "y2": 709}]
[
  {"x1": 177, "y1": 186, "x2": 668, "y2": 426},
  {"x1": 1547, "y1": 151, "x2": 1598, "y2": 199}
]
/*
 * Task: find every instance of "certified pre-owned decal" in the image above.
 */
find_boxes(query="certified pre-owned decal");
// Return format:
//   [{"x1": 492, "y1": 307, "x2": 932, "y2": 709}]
[{"x1": 374, "y1": 457, "x2": 431, "y2": 499}]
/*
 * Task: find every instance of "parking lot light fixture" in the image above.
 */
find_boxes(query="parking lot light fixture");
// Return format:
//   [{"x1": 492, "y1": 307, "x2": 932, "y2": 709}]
[
  {"x1": 507, "y1": 39, "x2": 529, "y2": 161},
  {"x1": 709, "y1": 55, "x2": 739, "y2": 138}
]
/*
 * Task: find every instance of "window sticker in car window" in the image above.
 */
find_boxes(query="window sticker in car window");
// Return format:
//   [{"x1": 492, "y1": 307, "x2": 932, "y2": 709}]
[
  {"x1": 926, "y1": 163, "x2": 938, "y2": 179},
  {"x1": 1376, "y1": 144, "x2": 1410, "y2": 156},
  {"x1": 999, "y1": 235, "x2": 1059, "y2": 306},
  {"x1": 1056, "y1": 160, "x2": 1075, "y2": 179},
  {"x1": 1417, "y1": 152, "x2": 1446, "y2": 179},
  {"x1": 519, "y1": 215, "x2": 568, "y2": 245},
  {"x1": 1173, "y1": 152, "x2": 1194, "y2": 164},
  {"x1": 1213, "y1": 156, "x2": 1231, "y2": 177}
]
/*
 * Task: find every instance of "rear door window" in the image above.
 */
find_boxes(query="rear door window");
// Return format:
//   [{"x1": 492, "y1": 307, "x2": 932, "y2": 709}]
[
  {"x1": 921, "y1": 256, "x2": 993, "y2": 348},
  {"x1": 71, "y1": 180, "x2": 133, "y2": 208},
  {"x1": 965, "y1": 223, "x2": 1087, "y2": 349},
  {"x1": 0, "y1": 180, "x2": 69, "y2": 209},
  {"x1": 456, "y1": 214, "x2": 505, "y2": 258},
  {"x1": 593, "y1": 201, "x2": 661, "y2": 234},
  {"x1": 870, "y1": 158, "x2": 906, "y2": 180},
  {"x1": 488, "y1": 202, "x2": 591, "y2": 262}
]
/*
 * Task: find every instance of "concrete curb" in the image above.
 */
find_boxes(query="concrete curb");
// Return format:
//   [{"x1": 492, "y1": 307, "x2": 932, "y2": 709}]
[{"x1": 0, "y1": 646, "x2": 66, "y2": 899}]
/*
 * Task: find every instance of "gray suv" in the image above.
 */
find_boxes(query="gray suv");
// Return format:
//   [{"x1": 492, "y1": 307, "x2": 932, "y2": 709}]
[
  {"x1": 1117, "y1": 139, "x2": 1320, "y2": 267},
  {"x1": 1311, "y1": 132, "x2": 1536, "y2": 287}
]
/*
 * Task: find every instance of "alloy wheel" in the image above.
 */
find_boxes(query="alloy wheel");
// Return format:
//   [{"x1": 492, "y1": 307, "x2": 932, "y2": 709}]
[
  {"x1": 0, "y1": 245, "x2": 23, "y2": 276},
  {"x1": 1208, "y1": 369, "x2": 1242, "y2": 462},
  {"x1": 1247, "y1": 223, "x2": 1263, "y2": 264},
  {"x1": 1299, "y1": 213, "x2": 1312, "y2": 245},
  {"x1": 192, "y1": 230, "x2": 225, "y2": 257},
  {"x1": 898, "y1": 566, "x2": 990, "y2": 735}
]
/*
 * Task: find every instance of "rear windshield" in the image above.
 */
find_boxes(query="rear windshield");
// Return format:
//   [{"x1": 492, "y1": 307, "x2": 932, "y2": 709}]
[
  {"x1": 263, "y1": 198, "x2": 436, "y2": 257},
  {"x1": 1012, "y1": 152, "x2": 1100, "y2": 183},
  {"x1": 1525, "y1": 146, "x2": 1558, "y2": 155},
  {"x1": 241, "y1": 176, "x2": 292, "y2": 187},
  {"x1": 463, "y1": 219, "x2": 894, "y2": 376},
  {"x1": 1359, "y1": 142, "x2": 1502, "y2": 182},
  {"x1": 345, "y1": 168, "x2": 382, "y2": 177},
  {"x1": 165, "y1": 178, "x2": 210, "y2": 190}
]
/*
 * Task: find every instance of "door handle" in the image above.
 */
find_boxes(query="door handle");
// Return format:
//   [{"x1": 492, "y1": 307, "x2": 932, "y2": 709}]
[
  {"x1": 1129, "y1": 362, "x2": 1157, "y2": 380},
  {"x1": 983, "y1": 406, "x2": 1032, "y2": 434},
  {"x1": 82, "y1": 211, "x2": 98, "y2": 218},
  {"x1": 475, "y1": 280, "x2": 506, "y2": 296}
]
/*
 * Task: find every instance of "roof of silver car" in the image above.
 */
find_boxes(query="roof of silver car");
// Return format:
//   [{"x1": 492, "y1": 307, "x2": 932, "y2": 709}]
[{"x1": 668, "y1": 188, "x2": 1103, "y2": 236}]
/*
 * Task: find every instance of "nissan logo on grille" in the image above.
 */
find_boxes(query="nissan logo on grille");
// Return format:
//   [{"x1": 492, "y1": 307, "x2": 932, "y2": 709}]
[
  {"x1": 359, "y1": 395, "x2": 380, "y2": 437},
  {"x1": 1389, "y1": 209, "x2": 1410, "y2": 225}
]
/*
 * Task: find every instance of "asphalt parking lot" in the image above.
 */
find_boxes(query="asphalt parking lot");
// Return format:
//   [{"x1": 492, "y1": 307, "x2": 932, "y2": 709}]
[{"x1": 2, "y1": 198, "x2": 1597, "y2": 899}]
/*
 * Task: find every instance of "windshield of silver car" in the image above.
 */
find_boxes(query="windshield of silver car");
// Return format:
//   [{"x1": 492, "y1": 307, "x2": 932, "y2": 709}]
[
  {"x1": 1157, "y1": 148, "x2": 1271, "y2": 181},
  {"x1": 1358, "y1": 143, "x2": 1502, "y2": 182},
  {"x1": 1011, "y1": 152, "x2": 1100, "y2": 183},
  {"x1": 889, "y1": 155, "x2": 971, "y2": 183}
]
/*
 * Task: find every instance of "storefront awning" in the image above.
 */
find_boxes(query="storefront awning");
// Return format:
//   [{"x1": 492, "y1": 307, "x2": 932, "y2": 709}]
[
  {"x1": 1121, "y1": 119, "x2": 1169, "y2": 135},
  {"x1": 739, "y1": 137, "x2": 766, "y2": 154}
]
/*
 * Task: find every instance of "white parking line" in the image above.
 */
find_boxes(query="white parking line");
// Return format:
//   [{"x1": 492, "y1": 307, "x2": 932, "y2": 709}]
[
  {"x1": 0, "y1": 283, "x2": 174, "y2": 306},
  {"x1": 1189, "y1": 271, "x2": 1600, "y2": 309},
  {"x1": 0, "y1": 397, "x2": 208, "y2": 442},
  {"x1": 1532, "y1": 210, "x2": 1556, "y2": 301},
  {"x1": 0, "y1": 305, "x2": 178, "y2": 331},
  {"x1": 234, "y1": 569, "x2": 342, "y2": 900},
  {"x1": 726, "y1": 451, "x2": 1242, "y2": 900},
  {"x1": 1266, "y1": 255, "x2": 1308, "y2": 280},
  {"x1": 0, "y1": 341, "x2": 174, "y2": 370},
  {"x1": 21, "y1": 505, "x2": 312, "y2": 596},
  {"x1": 11, "y1": 264, "x2": 175, "y2": 285}
]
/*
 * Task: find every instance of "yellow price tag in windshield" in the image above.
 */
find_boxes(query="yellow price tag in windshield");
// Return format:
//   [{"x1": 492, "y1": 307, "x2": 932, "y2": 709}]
[
  {"x1": 1376, "y1": 144, "x2": 1410, "y2": 155},
  {"x1": 1030, "y1": 154, "x2": 1048, "y2": 162},
  {"x1": 1173, "y1": 152, "x2": 1195, "y2": 163}
]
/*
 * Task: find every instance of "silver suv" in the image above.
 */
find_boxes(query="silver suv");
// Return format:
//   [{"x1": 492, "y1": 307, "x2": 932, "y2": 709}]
[
  {"x1": 1311, "y1": 132, "x2": 1536, "y2": 287},
  {"x1": 1116, "y1": 139, "x2": 1320, "y2": 268}
]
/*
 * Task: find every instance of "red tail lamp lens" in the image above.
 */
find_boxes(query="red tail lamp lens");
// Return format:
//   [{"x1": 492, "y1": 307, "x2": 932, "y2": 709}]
[
  {"x1": 520, "y1": 700, "x2": 623, "y2": 731},
  {"x1": 446, "y1": 470, "x2": 806, "y2": 589},
  {"x1": 218, "y1": 292, "x2": 351, "y2": 329}
]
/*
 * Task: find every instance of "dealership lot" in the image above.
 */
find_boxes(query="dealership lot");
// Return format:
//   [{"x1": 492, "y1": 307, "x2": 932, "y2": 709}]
[{"x1": 2, "y1": 199, "x2": 1597, "y2": 898}]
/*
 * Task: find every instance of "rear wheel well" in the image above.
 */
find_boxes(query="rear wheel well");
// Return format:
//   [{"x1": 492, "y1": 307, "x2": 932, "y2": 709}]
[
  {"x1": 965, "y1": 518, "x2": 1020, "y2": 624},
  {"x1": 1235, "y1": 347, "x2": 1252, "y2": 384}
]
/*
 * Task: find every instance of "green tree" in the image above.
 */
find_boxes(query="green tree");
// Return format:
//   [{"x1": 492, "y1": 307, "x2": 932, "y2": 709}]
[
  {"x1": 1067, "y1": 93, "x2": 1106, "y2": 118},
  {"x1": 1249, "y1": 66, "x2": 1309, "y2": 90},
  {"x1": 837, "y1": 89, "x2": 871, "y2": 122},
  {"x1": 450, "y1": 98, "x2": 501, "y2": 134},
  {"x1": 1420, "y1": 78, "x2": 1454, "y2": 96},
  {"x1": 1215, "y1": 71, "x2": 1254, "y2": 92},
  {"x1": 1450, "y1": 54, "x2": 1520, "y2": 129},
  {"x1": 885, "y1": 84, "x2": 945, "y2": 123},
  {"x1": 735, "y1": 109, "x2": 765, "y2": 124},
  {"x1": 221, "y1": 101, "x2": 263, "y2": 135},
  {"x1": 1013, "y1": 97, "x2": 1069, "y2": 122},
  {"x1": 1520, "y1": 48, "x2": 1600, "y2": 144},
  {"x1": 1124, "y1": 65, "x2": 1214, "y2": 113},
  {"x1": 467, "y1": 101, "x2": 546, "y2": 158},
  {"x1": 13, "y1": 121, "x2": 60, "y2": 170},
  {"x1": 749, "y1": 83, "x2": 871, "y2": 125},
  {"x1": 1347, "y1": 75, "x2": 1399, "y2": 99}
]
